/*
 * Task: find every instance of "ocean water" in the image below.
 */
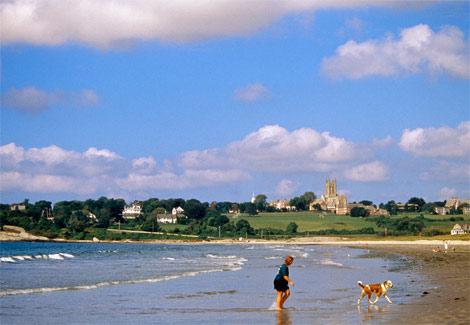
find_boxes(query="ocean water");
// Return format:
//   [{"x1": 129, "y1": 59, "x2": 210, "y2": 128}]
[{"x1": 0, "y1": 242, "x2": 425, "y2": 324}]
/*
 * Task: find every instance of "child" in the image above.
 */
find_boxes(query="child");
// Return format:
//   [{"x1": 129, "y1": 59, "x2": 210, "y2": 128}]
[{"x1": 273, "y1": 255, "x2": 295, "y2": 310}]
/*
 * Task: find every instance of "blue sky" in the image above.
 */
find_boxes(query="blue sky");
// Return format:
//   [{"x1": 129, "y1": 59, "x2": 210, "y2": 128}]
[{"x1": 1, "y1": 1, "x2": 469, "y2": 205}]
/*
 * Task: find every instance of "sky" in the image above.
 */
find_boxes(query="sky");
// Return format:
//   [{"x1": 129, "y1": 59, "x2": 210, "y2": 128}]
[{"x1": 1, "y1": 0, "x2": 469, "y2": 205}]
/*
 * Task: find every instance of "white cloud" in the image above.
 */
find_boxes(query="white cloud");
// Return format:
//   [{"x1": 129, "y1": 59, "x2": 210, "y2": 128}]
[
  {"x1": 2, "y1": 87, "x2": 100, "y2": 112},
  {"x1": 234, "y1": 83, "x2": 270, "y2": 102},
  {"x1": 180, "y1": 125, "x2": 364, "y2": 172},
  {"x1": 322, "y1": 24, "x2": 469, "y2": 79},
  {"x1": 0, "y1": 143, "x2": 25, "y2": 167},
  {"x1": 439, "y1": 187, "x2": 457, "y2": 200},
  {"x1": 1, "y1": 1, "x2": 403, "y2": 48},
  {"x1": 132, "y1": 156, "x2": 157, "y2": 174},
  {"x1": 0, "y1": 171, "x2": 97, "y2": 194},
  {"x1": 275, "y1": 179, "x2": 299, "y2": 197},
  {"x1": 84, "y1": 147, "x2": 121, "y2": 160},
  {"x1": 399, "y1": 121, "x2": 470, "y2": 157},
  {"x1": 0, "y1": 143, "x2": 249, "y2": 195},
  {"x1": 372, "y1": 135, "x2": 394, "y2": 148},
  {"x1": 344, "y1": 161, "x2": 388, "y2": 182},
  {"x1": 116, "y1": 169, "x2": 249, "y2": 191}
]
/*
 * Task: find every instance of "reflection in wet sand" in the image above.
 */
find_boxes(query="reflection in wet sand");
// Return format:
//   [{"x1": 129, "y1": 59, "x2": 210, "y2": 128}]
[{"x1": 276, "y1": 309, "x2": 291, "y2": 325}]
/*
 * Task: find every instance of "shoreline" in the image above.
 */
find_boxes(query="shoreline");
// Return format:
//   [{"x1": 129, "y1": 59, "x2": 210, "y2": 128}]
[
  {"x1": 2, "y1": 233, "x2": 469, "y2": 323},
  {"x1": 364, "y1": 244, "x2": 470, "y2": 324}
]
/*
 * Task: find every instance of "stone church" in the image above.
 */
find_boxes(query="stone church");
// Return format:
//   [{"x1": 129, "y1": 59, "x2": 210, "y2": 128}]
[{"x1": 309, "y1": 178, "x2": 348, "y2": 215}]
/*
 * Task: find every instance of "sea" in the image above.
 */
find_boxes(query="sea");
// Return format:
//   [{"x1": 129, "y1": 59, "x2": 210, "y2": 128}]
[{"x1": 0, "y1": 242, "x2": 426, "y2": 324}]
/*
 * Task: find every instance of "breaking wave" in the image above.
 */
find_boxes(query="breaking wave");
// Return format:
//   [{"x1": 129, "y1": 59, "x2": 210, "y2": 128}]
[{"x1": 0, "y1": 253, "x2": 75, "y2": 263}]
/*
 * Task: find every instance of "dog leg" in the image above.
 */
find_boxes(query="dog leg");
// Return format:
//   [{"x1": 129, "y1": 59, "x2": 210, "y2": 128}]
[
  {"x1": 357, "y1": 291, "x2": 366, "y2": 305},
  {"x1": 369, "y1": 296, "x2": 378, "y2": 304},
  {"x1": 384, "y1": 295, "x2": 393, "y2": 304}
]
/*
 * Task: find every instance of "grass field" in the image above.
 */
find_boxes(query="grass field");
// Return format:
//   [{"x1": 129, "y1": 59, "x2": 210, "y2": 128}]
[{"x1": 228, "y1": 211, "x2": 470, "y2": 233}]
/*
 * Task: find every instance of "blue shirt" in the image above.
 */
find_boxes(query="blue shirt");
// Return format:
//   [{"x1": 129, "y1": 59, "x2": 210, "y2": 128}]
[{"x1": 275, "y1": 264, "x2": 289, "y2": 281}]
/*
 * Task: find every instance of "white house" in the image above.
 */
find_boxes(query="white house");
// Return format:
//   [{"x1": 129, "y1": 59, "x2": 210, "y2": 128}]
[
  {"x1": 156, "y1": 214, "x2": 177, "y2": 224},
  {"x1": 122, "y1": 201, "x2": 142, "y2": 220},
  {"x1": 87, "y1": 212, "x2": 97, "y2": 222},
  {"x1": 451, "y1": 224, "x2": 465, "y2": 235},
  {"x1": 172, "y1": 207, "x2": 185, "y2": 215}
]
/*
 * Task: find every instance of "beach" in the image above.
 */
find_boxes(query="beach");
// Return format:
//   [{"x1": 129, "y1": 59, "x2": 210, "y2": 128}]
[
  {"x1": 1, "y1": 232, "x2": 469, "y2": 324},
  {"x1": 364, "y1": 244, "x2": 470, "y2": 325}
]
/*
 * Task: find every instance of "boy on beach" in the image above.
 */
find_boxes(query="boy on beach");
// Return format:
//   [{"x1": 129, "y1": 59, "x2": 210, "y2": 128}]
[{"x1": 273, "y1": 256, "x2": 295, "y2": 310}]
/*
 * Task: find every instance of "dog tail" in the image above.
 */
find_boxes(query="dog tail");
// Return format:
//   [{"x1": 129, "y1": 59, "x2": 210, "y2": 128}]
[{"x1": 357, "y1": 281, "x2": 365, "y2": 288}]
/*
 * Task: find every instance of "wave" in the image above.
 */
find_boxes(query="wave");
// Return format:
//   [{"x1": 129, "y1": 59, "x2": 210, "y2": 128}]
[
  {"x1": 0, "y1": 267, "x2": 236, "y2": 297},
  {"x1": 206, "y1": 254, "x2": 237, "y2": 259},
  {"x1": 161, "y1": 257, "x2": 176, "y2": 261},
  {"x1": 319, "y1": 259, "x2": 345, "y2": 268},
  {"x1": 0, "y1": 253, "x2": 75, "y2": 263},
  {"x1": 264, "y1": 256, "x2": 281, "y2": 260}
]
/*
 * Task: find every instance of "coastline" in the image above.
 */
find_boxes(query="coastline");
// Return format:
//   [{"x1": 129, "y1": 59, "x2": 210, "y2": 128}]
[
  {"x1": 362, "y1": 244, "x2": 470, "y2": 325},
  {"x1": 2, "y1": 231, "x2": 469, "y2": 324}
]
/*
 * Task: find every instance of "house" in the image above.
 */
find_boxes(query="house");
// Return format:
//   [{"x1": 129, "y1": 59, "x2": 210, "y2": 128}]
[
  {"x1": 172, "y1": 206, "x2": 185, "y2": 215},
  {"x1": 156, "y1": 214, "x2": 177, "y2": 224},
  {"x1": 10, "y1": 203, "x2": 26, "y2": 211},
  {"x1": 434, "y1": 207, "x2": 450, "y2": 215},
  {"x1": 451, "y1": 224, "x2": 465, "y2": 235},
  {"x1": 463, "y1": 206, "x2": 470, "y2": 215},
  {"x1": 346, "y1": 203, "x2": 388, "y2": 216},
  {"x1": 87, "y1": 212, "x2": 97, "y2": 222},
  {"x1": 270, "y1": 199, "x2": 296, "y2": 211},
  {"x1": 122, "y1": 201, "x2": 142, "y2": 220},
  {"x1": 397, "y1": 203, "x2": 419, "y2": 212}
]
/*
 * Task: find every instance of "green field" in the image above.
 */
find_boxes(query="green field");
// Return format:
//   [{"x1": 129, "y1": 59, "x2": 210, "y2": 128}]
[{"x1": 229, "y1": 211, "x2": 470, "y2": 233}]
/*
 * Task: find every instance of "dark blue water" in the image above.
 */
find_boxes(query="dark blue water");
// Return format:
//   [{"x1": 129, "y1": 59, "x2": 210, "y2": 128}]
[{"x1": 0, "y1": 242, "x2": 424, "y2": 324}]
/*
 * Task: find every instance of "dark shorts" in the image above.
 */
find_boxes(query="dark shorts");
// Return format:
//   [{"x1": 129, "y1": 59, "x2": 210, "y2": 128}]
[{"x1": 274, "y1": 278, "x2": 289, "y2": 292}]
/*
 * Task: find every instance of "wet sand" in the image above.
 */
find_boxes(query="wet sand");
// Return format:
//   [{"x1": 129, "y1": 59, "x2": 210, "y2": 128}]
[{"x1": 361, "y1": 244, "x2": 470, "y2": 325}]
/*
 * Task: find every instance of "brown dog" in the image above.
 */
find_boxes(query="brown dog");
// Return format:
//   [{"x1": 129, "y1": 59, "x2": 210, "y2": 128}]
[{"x1": 357, "y1": 280, "x2": 393, "y2": 304}]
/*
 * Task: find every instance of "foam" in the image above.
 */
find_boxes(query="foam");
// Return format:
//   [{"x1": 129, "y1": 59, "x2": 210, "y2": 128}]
[
  {"x1": 320, "y1": 259, "x2": 344, "y2": 267},
  {"x1": 0, "y1": 258, "x2": 245, "y2": 297},
  {"x1": 0, "y1": 252, "x2": 75, "y2": 263}
]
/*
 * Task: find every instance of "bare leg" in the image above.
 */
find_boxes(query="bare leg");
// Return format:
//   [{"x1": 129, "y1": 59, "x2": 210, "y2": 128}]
[
  {"x1": 280, "y1": 289, "x2": 291, "y2": 308},
  {"x1": 276, "y1": 291, "x2": 284, "y2": 310},
  {"x1": 384, "y1": 295, "x2": 393, "y2": 304}
]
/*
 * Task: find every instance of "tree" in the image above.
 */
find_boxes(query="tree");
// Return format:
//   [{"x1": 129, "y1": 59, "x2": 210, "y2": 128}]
[
  {"x1": 286, "y1": 222, "x2": 298, "y2": 234},
  {"x1": 245, "y1": 203, "x2": 258, "y2": 216},
  {"x1": 254, "y1": 194, "x2": 267, "y2": 211},
  {"x1": 359, "y1": 200, "x2": 373, "y2": 206},
  {"x1": 350, "y1": 207, "x2": 369, "y2": 218},
  {"x1": 184, "y1": 199, "x2": 207, "y2": 220},
  {"x1": 407, "y1": 197, "x2": 426, "y2": 208},
  {"x1": 300, "y1": 192, "x2": 316, "y2": 204},
  {"x1": 383, "y1": 200, "x2": 398, "y2": 215},
  {"x1": 235, "y1": 219, "x2": 255, "y2": 235}
]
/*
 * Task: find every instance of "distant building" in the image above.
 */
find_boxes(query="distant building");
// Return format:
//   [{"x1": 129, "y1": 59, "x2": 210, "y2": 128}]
[
  {"x1": 309, "y1": 179, "x2": 348, "y2": 215},
  {"x1": 346, "y1": 203, "x2": 389, "y2": 216},
  {"x1": 172, "y1": 207, "x2": 185, "y2": 215},
  {"x1": 251, "y1": 192, "x2": 256, "y2": 204},
  {"x1": 87, "y1": 212, "x2": 97, "y2": 222},
  {"x1": 445, "y1": 198, "x2": 460, "y2": 210},
  {"x1": 397, "y1": 203, "x2": 419, "y2": 212},
  {"x1": 10, "y1": 203, "x2": 26, "y2": 211},
  {"x1": 434, "y1": 207, "x2": 450, "y2": 215},
  {"x1": 451, "y1": 224, "x2": 466, "y2": 235},
  {"x1": 156, "y1": 214, "x2": 177, "y2": 224},
  {"x1": 463, "y1": 206, "x2": 470, "y2": 215},
  {"x1": 122, "y1": 201, "x2": 142, "y2": 220},
  {"x1": 270, "y1": 199, "x2": 296, "y2": 211}
]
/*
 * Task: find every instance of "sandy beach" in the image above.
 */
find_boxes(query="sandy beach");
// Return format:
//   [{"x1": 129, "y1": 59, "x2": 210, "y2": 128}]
[
  {"x1": 2, "y1": 229, "x2": 469, "y2": 324},
  {"x1": 364, "y1": 244, "x2": 470, "y2": 325}
]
